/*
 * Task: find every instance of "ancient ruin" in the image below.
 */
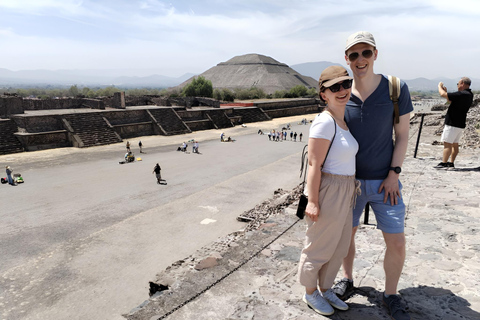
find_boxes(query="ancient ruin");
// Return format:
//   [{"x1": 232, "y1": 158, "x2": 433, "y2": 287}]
[
  {"x1": 174, "y1": 54, "x2": 318, "y2": 94},
  {"x1": 0, "y1": 93, "x2": 320, "y2": 154}
]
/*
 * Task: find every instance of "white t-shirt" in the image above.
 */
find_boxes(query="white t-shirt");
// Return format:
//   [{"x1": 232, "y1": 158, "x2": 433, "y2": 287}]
[{"x1": 308, "y1": 112, "x2": 358, "y2": 176}]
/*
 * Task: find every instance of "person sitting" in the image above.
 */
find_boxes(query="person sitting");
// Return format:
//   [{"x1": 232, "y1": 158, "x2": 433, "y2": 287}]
[{"x1": 125, "y1": 151, "x2": 135, "y2": 162}]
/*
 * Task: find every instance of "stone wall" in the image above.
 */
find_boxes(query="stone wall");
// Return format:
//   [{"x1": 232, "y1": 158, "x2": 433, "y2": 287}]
[
  {"x1": 14, "y1": 131, "x2": 70, "y2": 151},
  {"x1": 104, "y1": 110, "x2": 150, "y2": 125},
  {"x1": 254, "y1": 98, "x2": 318, "y2": 110},
  {"x1": 13, "y1": 115, "x2": 64, "y2": 133},
  {"x1": 0, "y1": 96, "x2": 24, "y2": 118}
]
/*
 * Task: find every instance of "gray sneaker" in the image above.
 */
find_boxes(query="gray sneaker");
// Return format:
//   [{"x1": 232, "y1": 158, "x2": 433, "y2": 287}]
[
  {"x1": 322, "y1": 288, "x2": 349, "y2": 310},
  {"x1": 332, "y1": 278, "x2": 354, "y2": 300},
  {"x1": 383, "y1": 294, "x2": 411, "y2": 320},
  {"x1": 303, "y1": 290, "x2": 334, "y2": 316}
]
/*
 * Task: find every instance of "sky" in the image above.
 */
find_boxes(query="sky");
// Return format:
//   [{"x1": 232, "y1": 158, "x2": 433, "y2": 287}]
[{"x1": 1, "y1": 0, "x2": 479, "y2": 80}]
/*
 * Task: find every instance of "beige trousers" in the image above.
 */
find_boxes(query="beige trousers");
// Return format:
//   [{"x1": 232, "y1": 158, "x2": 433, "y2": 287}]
[{"x1": 298, "y1": 172, "x2": 356, "y2": 289}]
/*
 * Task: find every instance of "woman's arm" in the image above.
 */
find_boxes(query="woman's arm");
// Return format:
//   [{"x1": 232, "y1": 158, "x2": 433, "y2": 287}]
[{"x1": 305, "y1": 137, "x2": 331, "y2": 222}]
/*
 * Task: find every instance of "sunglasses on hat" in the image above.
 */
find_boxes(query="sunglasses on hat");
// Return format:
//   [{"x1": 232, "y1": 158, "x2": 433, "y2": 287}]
[
  {"x1": 347, "y1": 49, "x2": 374, "y2": 61},
  {"x1": 326, "y1": 79, "x2": 353, "y2": 93}
]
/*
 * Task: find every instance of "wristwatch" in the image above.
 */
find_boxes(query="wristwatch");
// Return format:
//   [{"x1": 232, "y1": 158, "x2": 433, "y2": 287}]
[{"x1": 390, "y1": 166, "x2": 402, "y2": 174}]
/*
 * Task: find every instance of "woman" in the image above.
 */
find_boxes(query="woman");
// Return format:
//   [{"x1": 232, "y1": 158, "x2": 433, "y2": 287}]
[{"x1": 298, "y1": 66, "x2": 359, "y2": 316}]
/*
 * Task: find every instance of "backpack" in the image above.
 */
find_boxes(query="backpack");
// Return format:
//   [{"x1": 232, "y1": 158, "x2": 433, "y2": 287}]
[{"x1": 388, "y1": 75, "x2": 401, "y2": 124}]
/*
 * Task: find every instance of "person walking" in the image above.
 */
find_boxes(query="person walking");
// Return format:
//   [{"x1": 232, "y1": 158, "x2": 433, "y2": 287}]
[
  {"x1": 298, "y1": 66, "x2": 359, "y2": 316},
  {"x1": 434, "y1": 78, "x2": 474, "y2": 169},
  {"x1": 139, "y1": 141, "x2": 143, "y2": 153},
  {"x1": 293, "y1": 132, "x2": 297, "y2": 142},
  {"x1": 299, "y1": 132, "x2": 303, "y2": 142},
  {"x1": 333, "y1": 31, "x2": 413, "y2": 320},
  {"x1": 290, "y1": 131, "x2": 293, "y2": 141},
  {"x1": 126, "y1": 141, "x2": 131, "y2": 152},
  {"x1": 152, "y1": 163, "x2": 162, "y2": 184}
]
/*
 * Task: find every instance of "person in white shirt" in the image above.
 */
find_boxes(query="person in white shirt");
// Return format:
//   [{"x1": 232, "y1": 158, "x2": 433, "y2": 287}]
[{"x1": 298, "y1": 66, "x2": 359, "y2": 316}]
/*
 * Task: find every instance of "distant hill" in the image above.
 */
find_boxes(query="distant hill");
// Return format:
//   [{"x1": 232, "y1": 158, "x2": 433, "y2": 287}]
[
  {"x1": 0, "y1": 62, "x2": 478, "y2": 92},
  {"x1": 290, "y1": 61, "x2": 345, "y2": 81},
  {"x1": 0, "y1": 68, "x2": 195, "y2": 88}
]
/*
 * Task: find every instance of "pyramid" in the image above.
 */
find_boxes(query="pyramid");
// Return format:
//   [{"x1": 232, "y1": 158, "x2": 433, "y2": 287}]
[{"x1": 175, "y1": 54, "x2": 318, "y2": 94}]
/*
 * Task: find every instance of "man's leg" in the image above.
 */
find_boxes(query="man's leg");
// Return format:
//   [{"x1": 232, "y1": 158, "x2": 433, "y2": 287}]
[
  {"x1": 451, "y1": 143, "x2": 459, "y2": 163},
  {"x1": 382, "y1": 232, "x2": 406, "y2": 295},
  {"x1": 442, "y1": 142, "x2": 452, "y2": 163}
]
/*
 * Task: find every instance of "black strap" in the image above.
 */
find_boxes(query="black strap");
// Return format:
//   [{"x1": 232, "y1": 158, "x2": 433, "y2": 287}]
[{"x1": 300, "y1": 114, "x2": 337, "y2": 192}]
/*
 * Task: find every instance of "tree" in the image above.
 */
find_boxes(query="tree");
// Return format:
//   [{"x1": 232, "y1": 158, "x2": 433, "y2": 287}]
[
  {"x1": 182, "y1": 76, "x2": 213, "y2": 98},
  {"x1": 289, "y1": 85, "x2": 308, "y2": 98},
  {"x1": 68, "y1": 85, "x2": 80, "y2": 97}
]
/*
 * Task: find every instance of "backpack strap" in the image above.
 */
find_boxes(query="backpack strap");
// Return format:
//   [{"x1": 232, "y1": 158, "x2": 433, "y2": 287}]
[{"x1": 388, "y1": 75, "x2": 401, "y2": 124}]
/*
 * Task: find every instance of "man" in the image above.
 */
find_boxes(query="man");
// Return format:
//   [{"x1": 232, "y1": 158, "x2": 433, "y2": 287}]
[
  {"x1": 6, "y1": 165, "x2": 15, "y2": 186},
  {"x1": 152, "y1": 163, "x2": 162, "y2": 184},
  {"x1": 333, "y1": 31, "x2": 413, "y2": 320},
  {"x1": 434, "y1": 78, "x2": 473, "y2": 169}
]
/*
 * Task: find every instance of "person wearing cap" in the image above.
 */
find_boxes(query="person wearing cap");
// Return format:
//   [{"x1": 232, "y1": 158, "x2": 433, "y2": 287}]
[
  {"x1": 434, "y1": 78, "x2": 473, "y2": 169},
  {"x1": 333, "y1": 31, "x2": 413, "y2": 320},
  {"x1": 297, "y1": 66, "x2": 359, "y2": 316}
]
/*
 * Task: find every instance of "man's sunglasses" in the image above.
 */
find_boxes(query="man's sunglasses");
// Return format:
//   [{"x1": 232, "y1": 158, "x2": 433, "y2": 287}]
[
  {"x1": 327, "y1": 79, "x2": 353, "y2": 93},
  {"x1": 347, "y1": 49, "x2": 374, "y2": 61}
]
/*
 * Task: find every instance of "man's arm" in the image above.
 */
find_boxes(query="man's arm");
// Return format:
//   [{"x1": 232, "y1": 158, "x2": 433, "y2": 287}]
[
  {"x1": 379, "y1": 113, "x2": 410, "y2": 205},
  {"x1": 438, "y1": 82, "x2": 450, "y2": 102}
]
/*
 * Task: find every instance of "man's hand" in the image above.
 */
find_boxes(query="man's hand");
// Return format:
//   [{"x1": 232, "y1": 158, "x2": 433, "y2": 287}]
[{"x1": 378, "y1": 172, "x2": 401, "y2": 205}]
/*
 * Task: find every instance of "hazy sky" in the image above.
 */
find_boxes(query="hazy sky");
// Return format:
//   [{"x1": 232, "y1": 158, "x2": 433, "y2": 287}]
[{"x1": 1, "y1": 0, "x2": 479, "y2": 79}]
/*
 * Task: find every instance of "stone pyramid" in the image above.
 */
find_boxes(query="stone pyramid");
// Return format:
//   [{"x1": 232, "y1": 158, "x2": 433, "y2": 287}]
[{"x1": 176, "y1": 54, "x2": 318, "y2": 94}]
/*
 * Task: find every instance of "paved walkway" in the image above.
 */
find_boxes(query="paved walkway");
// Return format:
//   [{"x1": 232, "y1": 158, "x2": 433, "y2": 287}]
[{"x1": 127, "y1": 116, "x2": 480, "y2": 320}]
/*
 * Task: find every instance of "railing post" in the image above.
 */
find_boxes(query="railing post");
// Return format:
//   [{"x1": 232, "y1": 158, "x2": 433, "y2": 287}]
[{"x1": 364, "y1": 203, "x2": 370, "y2": 225}]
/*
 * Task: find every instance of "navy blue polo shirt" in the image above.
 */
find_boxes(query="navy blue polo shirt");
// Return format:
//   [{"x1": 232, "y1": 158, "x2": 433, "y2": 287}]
[{"x1": 345, "y1": 75, "x2": 413, "y2": 180}]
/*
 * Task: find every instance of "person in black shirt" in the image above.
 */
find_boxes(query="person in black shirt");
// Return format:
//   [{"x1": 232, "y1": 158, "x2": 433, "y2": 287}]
[
  {"x1": 435, "y1": 77, "x2": 474, "y2": 169},
  {"x1": 153, "y1": 163, "x2": 162, "y2": 183}
]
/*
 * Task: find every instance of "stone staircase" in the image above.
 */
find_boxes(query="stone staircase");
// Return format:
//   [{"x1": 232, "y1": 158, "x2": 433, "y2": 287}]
[
  {"x1": 63, "y1": 113, "x2": 122, "y2": 147},
  {"x1": 0, "y1": 119, "x2": 24, "y2": 155},
  {"x1": 205, "y1": 109, "x2": 234, "y2": 129},
  {"x1": 231, "y1": 107, "x2": 271, "y2": 123},
  {"x1": 148, "y1": 108, "x2": 191, "y2": 135}
]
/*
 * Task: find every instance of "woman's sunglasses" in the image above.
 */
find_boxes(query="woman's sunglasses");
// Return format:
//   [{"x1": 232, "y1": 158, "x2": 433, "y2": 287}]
[
  {"x1": 327, "y1": 79, "x2": 353, "y2": 93},
  {"x1": 347, "y1": 49, "x2": 374, "y2": 61}
]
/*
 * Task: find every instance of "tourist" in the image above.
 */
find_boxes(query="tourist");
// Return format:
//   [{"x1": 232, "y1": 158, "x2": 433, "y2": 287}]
[
  {"x1": 126, "y1": 141, "x2": 131, "y2": 152},
  {"x1": 334, "y1": 31, "x2": 413, "y2": 320},
  {"x1": 298, "y1": 66, "x2": 359, "y2": 316},
  {"x1": 290, "y1": 131, "x2": 293, "y2": 141},
  {"x1": 139, "y1": 140, "x2": 143, "y2": 153},
  {"x1": 5, "y1": 165, "x2": 15, "y2": 186},
  {"x1": 299, "y1": 132, "x2": 303, "y2": 142},
  {"x1": 434, "y1": 78, "x2": 474, "y2": 169},
  {"x1": 152, "y1": 163, "x2": 162, "y2": 184},
  {"x1": 220, "y1": 133, "x2": 225, "y2": 142},
  {"x1": 293, "y1": 132, "x2": 297, "y2": 142}
]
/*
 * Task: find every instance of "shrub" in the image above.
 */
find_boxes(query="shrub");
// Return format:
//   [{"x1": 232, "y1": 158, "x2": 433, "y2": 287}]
[{"x1": 182, "y1": 76, "x2": 213, "y2": 98}]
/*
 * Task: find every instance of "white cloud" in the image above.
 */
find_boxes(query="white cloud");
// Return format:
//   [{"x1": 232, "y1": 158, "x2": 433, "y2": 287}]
[{"x1": 0, "y1": 0, "x2": 479, "y2": 80}]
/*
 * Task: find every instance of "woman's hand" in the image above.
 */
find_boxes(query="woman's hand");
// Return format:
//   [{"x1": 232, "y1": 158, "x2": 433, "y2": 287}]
[{"x1": 305, "y1": 201, "x2": 320, "y2": 222}]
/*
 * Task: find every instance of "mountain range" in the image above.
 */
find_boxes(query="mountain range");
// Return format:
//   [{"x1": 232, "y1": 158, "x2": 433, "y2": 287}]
[
  {"x1": 289, "y1": 62, "x2": 479, "y2": 92},
  {"x1": 0, "y1": 62, "x2": 477, "y2": 92}
]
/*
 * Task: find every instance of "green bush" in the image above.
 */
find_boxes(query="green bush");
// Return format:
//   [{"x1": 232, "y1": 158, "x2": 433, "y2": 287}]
[
  {"x1": 182, "y1": 76, "x2": 213, "y2": 98},
  {"x1": 289, "y1": 85, "x2": 308, "y2": 97}
]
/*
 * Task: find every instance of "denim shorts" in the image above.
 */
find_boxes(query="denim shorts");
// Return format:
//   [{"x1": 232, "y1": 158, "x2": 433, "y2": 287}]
[{"x1": 353, "y1": 179, "x2": 405, "y2": 234}]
